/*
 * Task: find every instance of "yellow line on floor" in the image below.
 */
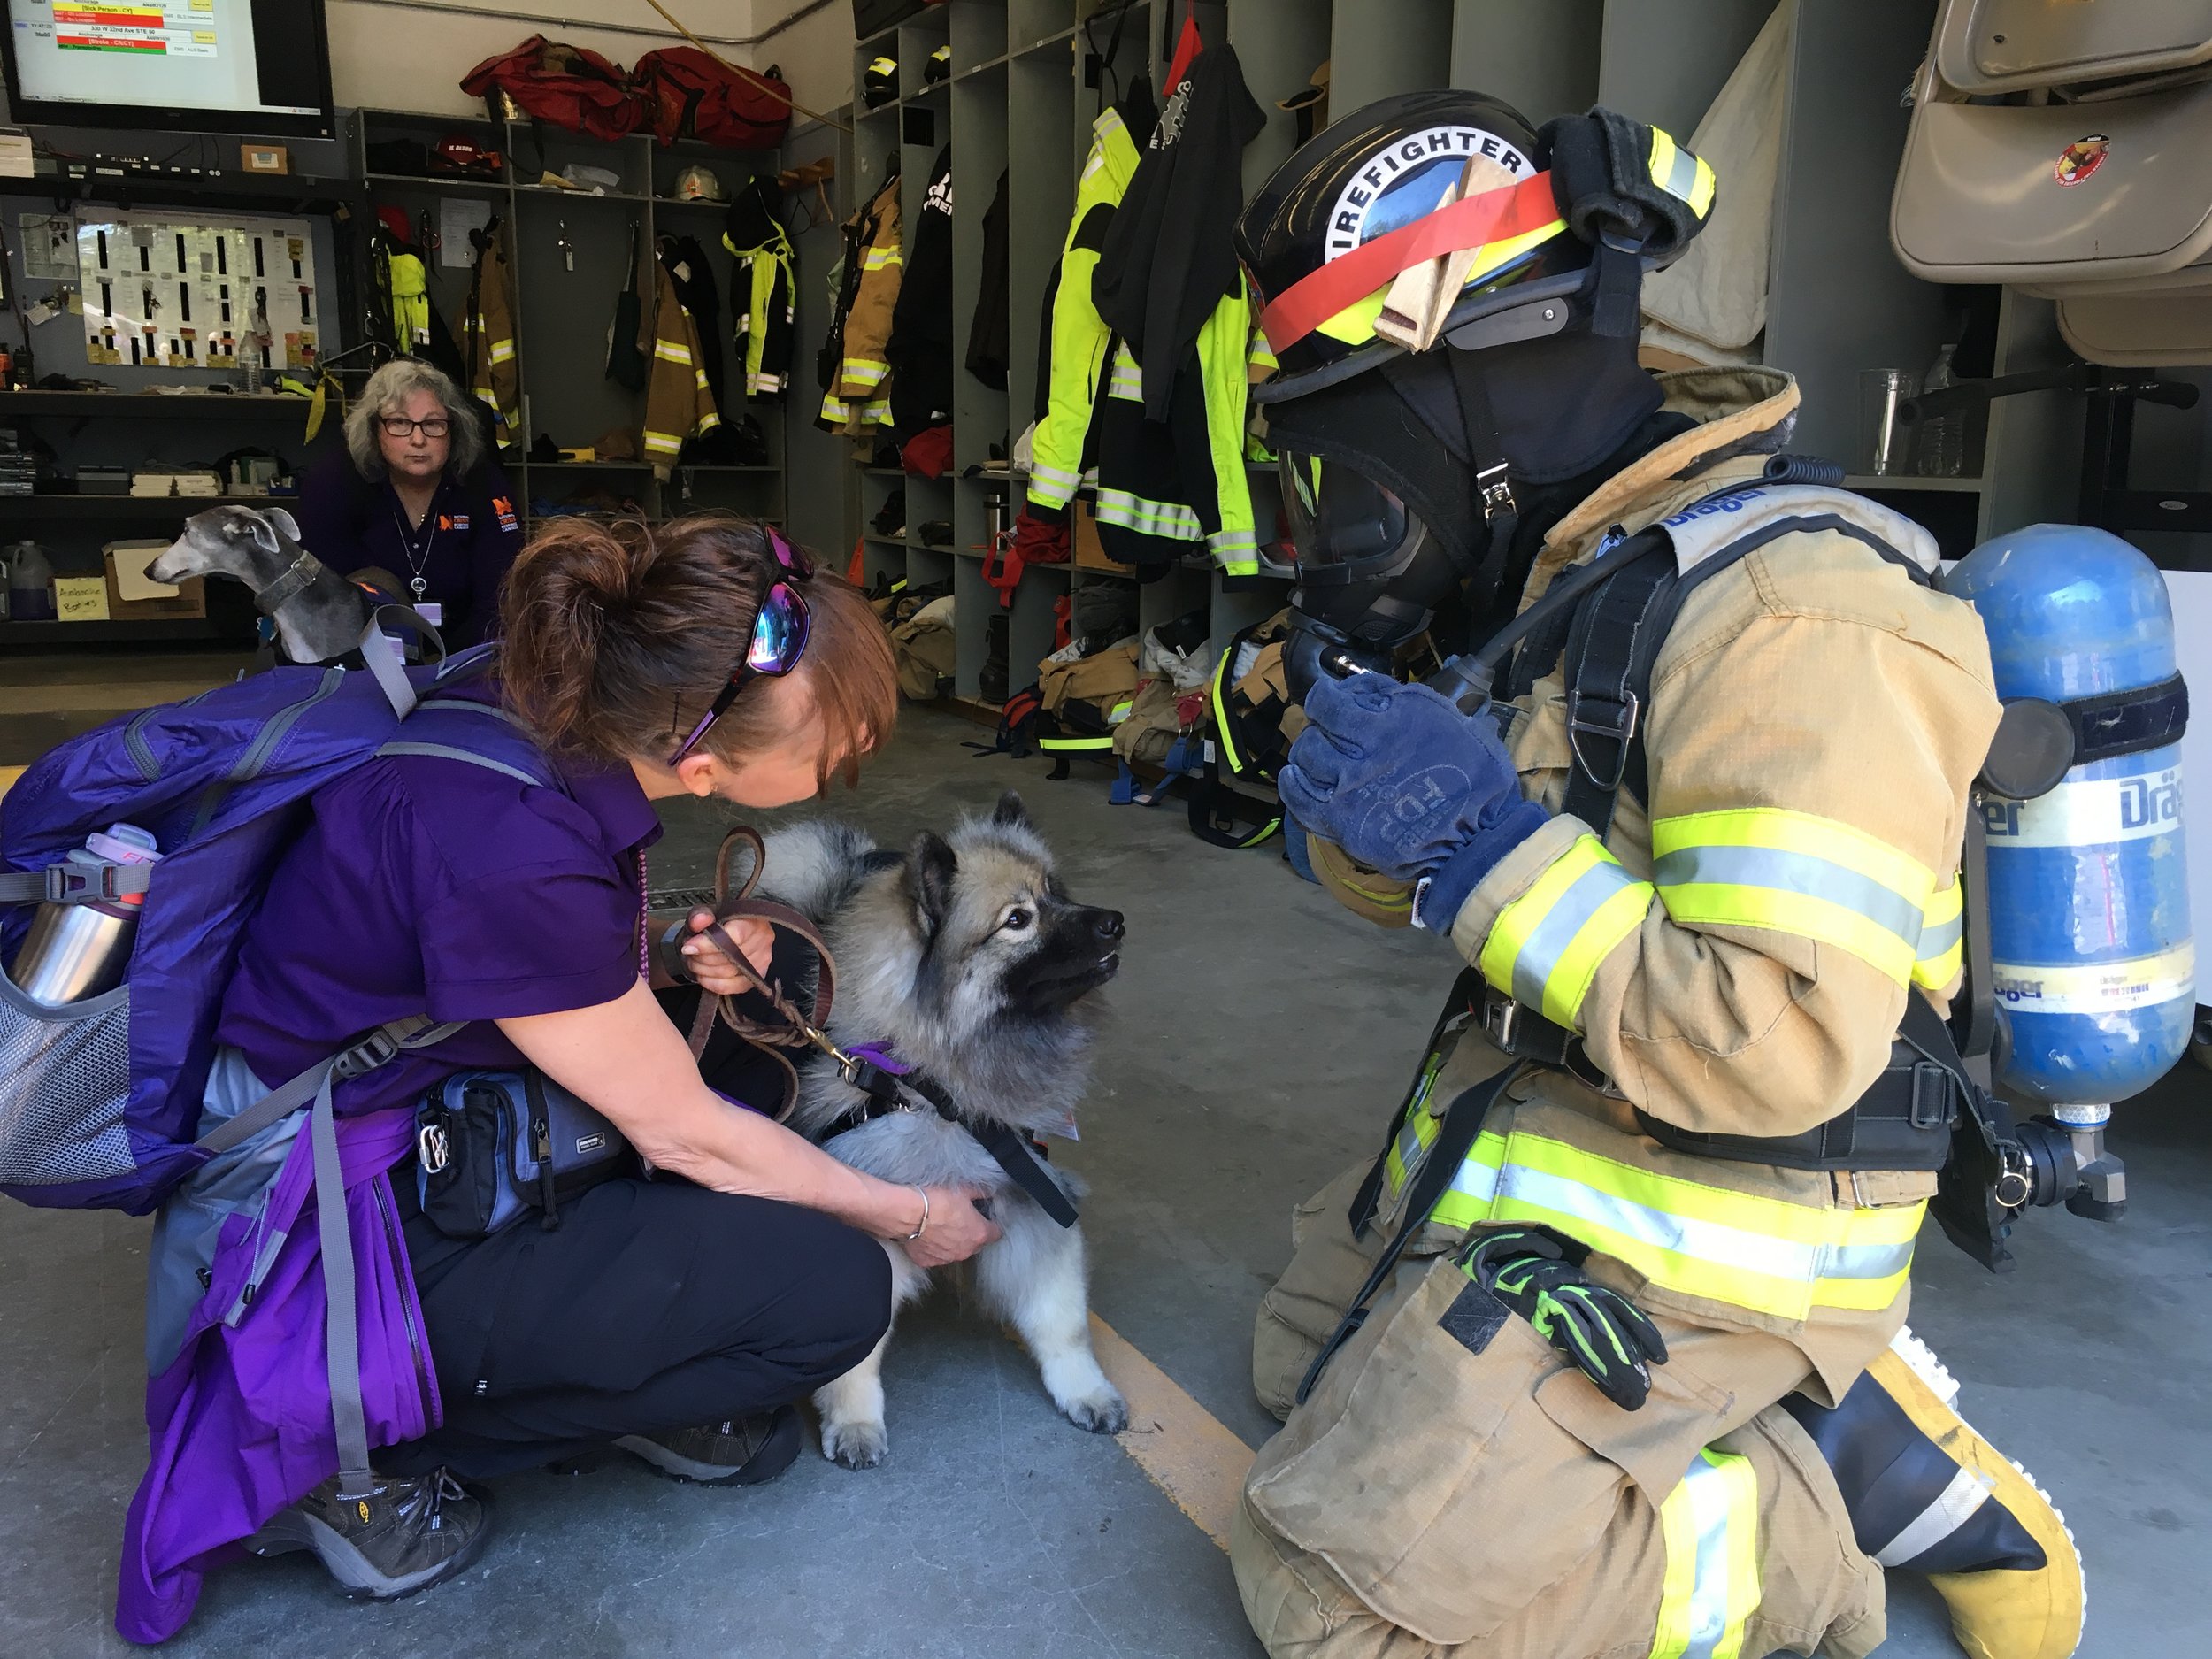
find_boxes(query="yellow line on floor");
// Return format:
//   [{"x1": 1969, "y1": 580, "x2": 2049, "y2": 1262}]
[{"x1": 1092, "y1": 1313, "x2": 1252, "y2": 1553}]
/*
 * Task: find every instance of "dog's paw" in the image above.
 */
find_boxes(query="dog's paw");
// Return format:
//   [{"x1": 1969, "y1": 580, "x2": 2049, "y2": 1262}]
[
  {"x1": 1057, "y1": 1384, "x2": 1129, "y2": 1436},
  {"x1": 820, "y1": 1418, "x2": 889, "y2": 1470}
]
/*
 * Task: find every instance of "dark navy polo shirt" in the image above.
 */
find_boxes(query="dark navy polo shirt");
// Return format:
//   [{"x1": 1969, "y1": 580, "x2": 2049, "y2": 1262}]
[
  {"x1": 293, "y1": 446, "x2": 525, "y2": 646},
  {"x1": 217, "y1": 682, "x2": 661, "y2": 1118}
]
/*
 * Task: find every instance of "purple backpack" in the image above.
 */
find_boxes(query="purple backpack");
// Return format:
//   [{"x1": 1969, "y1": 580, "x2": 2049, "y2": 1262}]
[{"x1": 1, "y1": 637, "x2": 551, "y2": 1624}]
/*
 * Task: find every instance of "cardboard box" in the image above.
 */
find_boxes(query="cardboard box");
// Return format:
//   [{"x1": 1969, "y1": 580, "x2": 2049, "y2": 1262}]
[
  {"x1": 104, "y1": 542, "x2": 207, "y2": 620},
  {"x1": 1071, "y1": 503, "x2": 1133, "y2": 573}
]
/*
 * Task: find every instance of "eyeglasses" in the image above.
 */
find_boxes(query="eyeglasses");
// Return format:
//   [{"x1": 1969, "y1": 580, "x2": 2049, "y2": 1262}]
[
  {"x1": 666, "y1": 527, "x2": 816, "y2": 766},
  {"x1": 380, "y1": 415, "x2": 452, "y2": 439}
]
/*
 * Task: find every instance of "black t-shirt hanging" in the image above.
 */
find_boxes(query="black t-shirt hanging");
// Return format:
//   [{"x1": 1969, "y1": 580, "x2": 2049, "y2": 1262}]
[
  {"x1": 966, "y1": 169, "x2": 1011, "y2": 392},
  {"x1": 888, "y1": 144, "x2": 955, "y2": 443}
]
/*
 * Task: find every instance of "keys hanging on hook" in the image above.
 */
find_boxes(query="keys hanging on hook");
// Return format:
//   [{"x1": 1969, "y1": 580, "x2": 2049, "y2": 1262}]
[{"x1": 556, "y1": 219, "x2": 575, "y2": 273}]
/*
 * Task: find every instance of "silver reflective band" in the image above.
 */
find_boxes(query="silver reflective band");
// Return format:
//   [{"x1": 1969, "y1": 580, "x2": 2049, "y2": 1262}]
[
  {"x1": 1660, "y1": 143, "x2": 1704, "y2": 207},
  {"x1": 1653, "y1": 845, "x2": 1926, "y2": 949},
  {"x1": 1873, "y1": 1465, "x2": 1995, "y2": 1567},
  {"x1": 1444, "y1": 1158, "x2": 1917, "y2": 1286},
  {"x1": 1507, "y1": 856, "x2": 1648, "y2": 1012},
  {"x1": 1675, "y1": 1452, "x2": 1755, "y2": 1659}
]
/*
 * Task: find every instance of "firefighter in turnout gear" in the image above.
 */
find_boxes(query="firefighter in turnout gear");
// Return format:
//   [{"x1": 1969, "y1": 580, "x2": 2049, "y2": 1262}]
[{"x1": 1230, "y1": 91, "x2": 2086, "y2": 1659}]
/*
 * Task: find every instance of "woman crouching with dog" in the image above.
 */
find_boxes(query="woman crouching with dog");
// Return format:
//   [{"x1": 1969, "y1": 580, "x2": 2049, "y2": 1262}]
[{"x1": 196, "y1": 514, "x2": 998, "y2": 1604}]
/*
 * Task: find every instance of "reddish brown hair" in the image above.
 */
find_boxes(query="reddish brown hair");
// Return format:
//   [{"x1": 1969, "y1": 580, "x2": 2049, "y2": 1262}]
[{"x1": 498, "y1": 514, "x2": 896, "y2": 785}]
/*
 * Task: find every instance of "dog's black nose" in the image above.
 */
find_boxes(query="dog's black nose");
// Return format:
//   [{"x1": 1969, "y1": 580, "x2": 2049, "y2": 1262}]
[{"x1": 1091, "y1": 910, "x2": 1125, "y2": 941}]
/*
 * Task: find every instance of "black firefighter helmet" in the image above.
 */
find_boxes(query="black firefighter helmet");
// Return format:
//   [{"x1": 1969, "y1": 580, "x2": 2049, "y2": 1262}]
[{"x1": 1235, "y1": 89, "x2": 1715, "y2": 695}]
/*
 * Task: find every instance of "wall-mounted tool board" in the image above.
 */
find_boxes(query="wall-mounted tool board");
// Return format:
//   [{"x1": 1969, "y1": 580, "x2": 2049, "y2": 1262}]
[{"x1": 72, "y1": 210, "x2": 319, "y2": 372}]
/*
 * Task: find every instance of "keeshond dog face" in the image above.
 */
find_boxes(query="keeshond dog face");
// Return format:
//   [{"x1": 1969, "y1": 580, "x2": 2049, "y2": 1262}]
[{"x1": 908, "y1": 792, "x2": 1125, "y2": 1029}]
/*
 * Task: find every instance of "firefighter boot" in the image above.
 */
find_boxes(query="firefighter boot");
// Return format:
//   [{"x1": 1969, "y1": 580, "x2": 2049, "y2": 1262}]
[{"x1": 1783, "y1": 1325, "x2": 2085, "y2": 1659}]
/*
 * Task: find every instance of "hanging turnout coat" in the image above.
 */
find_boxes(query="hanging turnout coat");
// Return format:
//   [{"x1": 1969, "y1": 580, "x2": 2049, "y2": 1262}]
[
  {"x1": 461, "y1": 218, "x2": 521, "y2": 449},
  {"x1": 643, "y1": 262, "x2": 722, "y2": 477},
  {"x1": 818, "y1": 174, "x2": 902, "y2": 435},
  {"x1": 722, "y1": 179, "x2": 797, "y2": 397}
]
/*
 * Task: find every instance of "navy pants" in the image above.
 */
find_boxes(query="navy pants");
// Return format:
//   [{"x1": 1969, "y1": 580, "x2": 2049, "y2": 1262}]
[{"x1": 383, "y1": 988, "x2": 890, "y2": 1479}]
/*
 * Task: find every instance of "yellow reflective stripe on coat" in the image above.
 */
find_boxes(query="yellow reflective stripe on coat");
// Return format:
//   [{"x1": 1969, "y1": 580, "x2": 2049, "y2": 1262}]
[
  {"x1": 1652, "y1": 1448, "x2": 1761, "y2": 1659},
  {"x1": 1647, "y1": 128, "x2": 1717, "y2": 221},
  {"x1": 1381, "y1": 1054, "x2": 1450, "y2": 1196},
  {"x1": 1479, "y1": 834, "x2": 1655, "y2": 1031},
  {"x1": 862, "y1": 245, "x2": 902, "y2": 271},
  {"x1": 1426, "y1": 1129, "x2": 1922, "y2": 1320},
  {"x1": 1915, "y1": 880, "x2": 1964, "y2": 989},
  {"x1": 1652, "y1": 809, "x2": 1939, "y2": 988}
]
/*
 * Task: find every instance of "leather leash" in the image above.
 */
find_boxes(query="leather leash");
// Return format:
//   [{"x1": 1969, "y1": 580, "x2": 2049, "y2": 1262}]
[{"x1": 665, "y1": 827, "x2": 1079, "y2": 1226}]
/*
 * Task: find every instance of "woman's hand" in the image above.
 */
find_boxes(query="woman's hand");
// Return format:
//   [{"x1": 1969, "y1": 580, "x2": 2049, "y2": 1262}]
[
  {"x1": 680, "y1": 908, "x2": 775, "y2": 995},
  {"x1": 902, "y1": 1184, "x2": 1001, "y2": 1269}
]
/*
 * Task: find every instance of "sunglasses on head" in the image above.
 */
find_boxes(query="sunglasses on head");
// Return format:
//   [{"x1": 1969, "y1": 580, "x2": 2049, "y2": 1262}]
[{"x1": 666, "y1": 527, "x2": 816, "y2": 767}]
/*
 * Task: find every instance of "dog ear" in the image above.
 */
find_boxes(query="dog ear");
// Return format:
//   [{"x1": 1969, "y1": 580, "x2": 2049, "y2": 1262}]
[
  {"x1": 232, "y1": 509, "x2": 282, "y2": 558},
  {"x1": 907, "y1": 831, "x2": 957, "y2": 935},
  {"x1": 991, "y1": 790, "x2": 1034, "y2": 833},
  {"x1": 261, "y1": 505, "x2": 302, "y2": 544}
]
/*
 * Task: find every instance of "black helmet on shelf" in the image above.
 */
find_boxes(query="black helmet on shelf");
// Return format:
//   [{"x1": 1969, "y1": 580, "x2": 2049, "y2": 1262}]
[
  {"x1": 863, "y1": 55, "x2": 899, "y2": 108},
  {"x1": 1235, "y1": 90, "x2": 1716, "y2": 698}
]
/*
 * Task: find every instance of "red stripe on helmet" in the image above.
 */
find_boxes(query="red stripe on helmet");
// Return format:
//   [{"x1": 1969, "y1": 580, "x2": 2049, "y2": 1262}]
[{"x1": 1256, "y1": 170, "x2": 1563, "y2": 357}]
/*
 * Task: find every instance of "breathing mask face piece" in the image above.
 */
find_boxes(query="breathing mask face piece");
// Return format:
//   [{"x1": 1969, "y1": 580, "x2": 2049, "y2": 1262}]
[{"x1": 1277, "y1": 445, "x2": 1475, "y2": 703}]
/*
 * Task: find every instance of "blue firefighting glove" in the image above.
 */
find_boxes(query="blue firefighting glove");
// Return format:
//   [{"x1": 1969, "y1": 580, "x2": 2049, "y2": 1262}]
[
  {"x1": 1463, "y1": 1227, "x2": 1669, "y2": 1411},
  {"x1": 1278, "y1": 676, "x2": 1548, "y2": 909}
]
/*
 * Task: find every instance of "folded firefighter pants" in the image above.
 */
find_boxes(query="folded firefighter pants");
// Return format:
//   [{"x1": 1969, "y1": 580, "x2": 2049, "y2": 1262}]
[{"x1": 1233, "y1": 1256, "x2": 1889, "y2": 1659}]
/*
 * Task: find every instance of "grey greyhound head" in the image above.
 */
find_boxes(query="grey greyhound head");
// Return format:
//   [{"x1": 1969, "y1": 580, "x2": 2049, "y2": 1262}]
[{"x1": 150, "y1": 505, "x2": 373, "y2": 665}]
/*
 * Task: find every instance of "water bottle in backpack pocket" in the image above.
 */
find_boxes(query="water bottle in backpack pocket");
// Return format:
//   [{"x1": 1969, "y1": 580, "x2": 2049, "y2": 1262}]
[{"x1": 0, "y1": 824, "x2": 161, "y2": 1196}]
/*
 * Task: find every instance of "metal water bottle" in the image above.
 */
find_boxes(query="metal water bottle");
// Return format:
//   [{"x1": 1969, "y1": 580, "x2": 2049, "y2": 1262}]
[{"x1": 10, "y1": 824, "x2": 161, "y2": 1005}]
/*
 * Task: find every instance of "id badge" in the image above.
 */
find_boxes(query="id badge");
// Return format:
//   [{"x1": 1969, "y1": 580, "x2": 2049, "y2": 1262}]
[{"x1": 415, "y1": 602, "x2": 444, "y2": 626}]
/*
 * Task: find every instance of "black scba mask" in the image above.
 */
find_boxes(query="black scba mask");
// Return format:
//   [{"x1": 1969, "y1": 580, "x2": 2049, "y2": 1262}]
[{"x1": 1271, "y1": 323, "x2": 1663, "y2": 701}]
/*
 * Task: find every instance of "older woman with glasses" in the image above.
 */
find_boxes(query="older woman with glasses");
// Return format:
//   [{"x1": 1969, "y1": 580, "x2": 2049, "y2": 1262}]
[{"x1": 294, "y1": 358, "x2": 524, "y2": 643}]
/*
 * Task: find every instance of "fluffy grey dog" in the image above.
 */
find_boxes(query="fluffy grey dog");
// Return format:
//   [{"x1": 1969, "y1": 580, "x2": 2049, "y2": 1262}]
[
  {"x1": 756, "y1": 791, "x2": 1129, "y2": 1468},
  {"x1": 149, "y1": 504, "x2": 373, "y2": 664}
]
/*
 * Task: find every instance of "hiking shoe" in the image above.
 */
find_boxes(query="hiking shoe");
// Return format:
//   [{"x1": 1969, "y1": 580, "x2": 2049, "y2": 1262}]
[
  {"x1": 614, "y1": 1404, "x2": 802, "y2": 1486},
  {"x1": 1785, "y1": 1325, "x2": 2085, "y2": 1659},
  {"x1": 244, "y1": 1468, "x2": 493, "y2": 1601}
]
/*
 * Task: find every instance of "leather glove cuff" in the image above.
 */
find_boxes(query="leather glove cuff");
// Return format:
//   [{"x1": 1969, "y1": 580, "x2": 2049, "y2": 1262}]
[{"x1": 1413, "y1": 799, "x2": 1551, "y2": 932}]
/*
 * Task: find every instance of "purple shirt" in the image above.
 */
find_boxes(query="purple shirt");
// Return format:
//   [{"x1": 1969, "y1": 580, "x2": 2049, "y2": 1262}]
[{"x1": 217, "y1": 681, "x2": 660, "y2": 1110}]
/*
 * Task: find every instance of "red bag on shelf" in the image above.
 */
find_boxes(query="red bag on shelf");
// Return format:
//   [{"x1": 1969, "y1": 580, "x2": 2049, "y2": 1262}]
[
  {"x1": 633, "y1": 48, "x2": 794, "y2": 150},
  {"x1": 460, "y1": 35, "x2": 645, "y2": 142}
]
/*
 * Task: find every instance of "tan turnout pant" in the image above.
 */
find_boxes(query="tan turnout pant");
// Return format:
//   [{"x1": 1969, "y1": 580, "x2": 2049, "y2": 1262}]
[{"x1": 1233, "y1": 1164, "x2": 1896, "y2": 1659}]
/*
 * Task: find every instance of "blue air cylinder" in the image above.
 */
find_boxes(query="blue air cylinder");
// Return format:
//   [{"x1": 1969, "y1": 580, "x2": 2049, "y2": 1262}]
[{"x1": 1948, "y1": 525, "x2": 2193, "y2": 1126}]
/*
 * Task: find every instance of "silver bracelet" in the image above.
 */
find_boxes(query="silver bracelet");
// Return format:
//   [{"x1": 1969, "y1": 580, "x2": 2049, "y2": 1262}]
[{"x1": 905, "y1": 1185, "x2": 930, "y2": 1242}]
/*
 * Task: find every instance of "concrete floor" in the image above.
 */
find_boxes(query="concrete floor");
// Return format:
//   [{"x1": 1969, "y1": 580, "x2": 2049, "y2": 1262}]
[{"x1": 3, "y1": 703, "x2": 2207, "y2": 1656}]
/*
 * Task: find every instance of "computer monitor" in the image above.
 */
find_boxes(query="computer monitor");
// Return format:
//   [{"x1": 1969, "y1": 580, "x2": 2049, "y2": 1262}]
[{"x1": 3, "y1": 0, "x2": 335, "y2": 139}]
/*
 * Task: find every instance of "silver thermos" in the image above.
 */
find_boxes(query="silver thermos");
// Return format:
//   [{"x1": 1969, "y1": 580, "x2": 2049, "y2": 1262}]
[{"x1": 8, "y1": 824, "x2": 161, "y2": 1005}]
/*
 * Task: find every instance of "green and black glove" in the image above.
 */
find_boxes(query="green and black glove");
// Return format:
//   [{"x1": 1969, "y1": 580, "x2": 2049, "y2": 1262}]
[{"x1": 1463, "y1": 1226, "x2": 1670, "y2": 1410}]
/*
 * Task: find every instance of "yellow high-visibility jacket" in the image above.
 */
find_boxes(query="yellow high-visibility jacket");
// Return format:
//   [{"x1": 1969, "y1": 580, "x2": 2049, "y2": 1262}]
[
  {"x1": 461, "y1": 219, "x2": 519, "y2": 447},
  {"x1": 1027, "y1": 105, "x2": 1143, "y2": 513},
  {"x1": 643, "y1": 264, "x2": 720, "y2": 478},
  {"x1": 1386, "y1": 367, "x2": 2003, "y2": 1391},
  {"x1": 819, "y1": 175, "x2": 901, "y2": 435}
]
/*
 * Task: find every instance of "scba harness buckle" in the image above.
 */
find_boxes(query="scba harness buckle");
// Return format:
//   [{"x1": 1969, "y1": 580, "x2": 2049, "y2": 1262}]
[{"x1": 1565, "y1": 689, "x2": 1640, "y2": 791}]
